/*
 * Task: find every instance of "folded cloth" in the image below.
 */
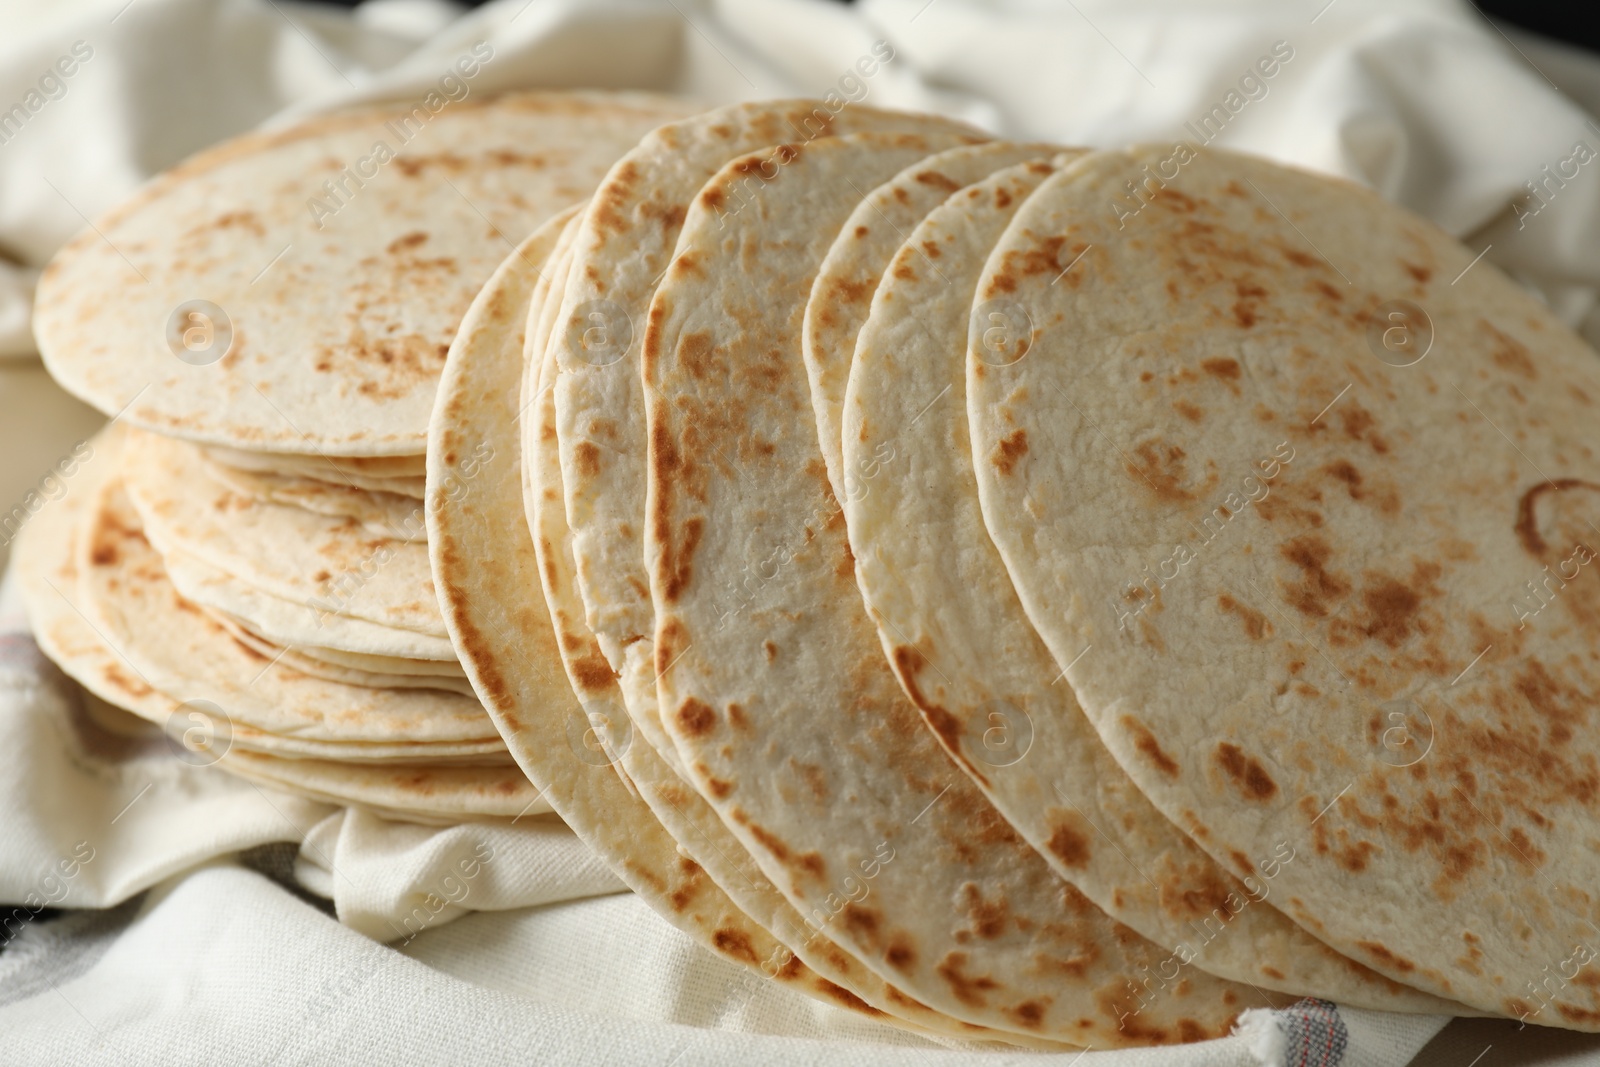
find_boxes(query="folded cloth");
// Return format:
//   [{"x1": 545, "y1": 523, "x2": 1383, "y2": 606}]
[
  {"x1": 0, "y1": 862, "x2": 1450, "y2": 1066},
  {"x1": 3, "y1": 0, "x2": 1600, "y2": 1062}
]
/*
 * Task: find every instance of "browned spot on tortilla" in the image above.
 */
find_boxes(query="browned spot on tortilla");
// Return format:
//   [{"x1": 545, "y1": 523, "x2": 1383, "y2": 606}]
[
  {"x1": 936, "y1": 952, "x2": 1000, "y2": 1008},
  {"x1": 744, "y1": 821, "x2": 789, "y2": 862},
  {"x1": 1280, "y1": 534, "x2": 1351, "y2": 617},
  {"x1": 573, "y1": 441, "x2": 602, "y2": 479},
  {"x1": 704, "y1": 777, "x2": 733, "y2": 799},
  {"x1": 890, "y1": 645, "x2": 985, "y2": 784},
  {"x1": 103, "y1": 663, "x2": 154, "y2": 699},
  {"x1": 993, "y1": 430, "x2": 1028, "y2": 476},
  {"x1": 1201, "y1": 357, "x2": 1241, "y2": 380},
  {"x1": 960, "y1": 884, "x2": 1009, "y2": 940},
  {"x1": 1217, "y1": 594, "x2": 1269, "y2": 639},
  {"x1": 1355, "y1": 572, "x2": 1426, "y2": 648},
  {"x1": 1483, "y1": 320, "x2": 1536, "y2": 378},
  {"x1": 886, "y1": 937, "x2": 916, "y2": 971},
  {"x1": 1357, "y1": 941, "x2": 1416, "y2": 973},
  {"x1": 1173, "y1": 399, "x2": 1203, "y2": 421},
  {"x1": 814, "y1": 979, "x2": 883, "y2": 1016},
  {"x1": 1008, "y1": 1000, "x2": 1048, "y2": 1029},
  {"x1": 1337, "y1": 840, "x2": 1379, "y2": 872},
  {"x1": 386, "y1": 231, "x2": 428, "y2": 253},
  {"x1": 994, "y1": 186, "x2": 1013, "y2": 209},
  {"x1": 712, "y1": 928, "x2": 759, "y2": 964},
  {"x1": 830, "y1": 275, "x2": 873, "y2": 308},
  {"x1": 1402, "y1": 262, "x2": 1432, "y2": 283},
  {"x1": 1123, "y1": 716, "x2": 1181, "y2": 777},
  {"x1": 762, "y1": 640, "x2": 778, "y2": 662},
  {"x1": 1126, "y1": 440, "x2": 1194, "y2": 502},
  {"x1": 1558, "y1": 1003, "x2": 1600, "y2": 1025},
  {"x1": 1214, "y1": 742, "x2": 1277, "y2": 800},
  {"x1": 1046, "y1": 814, "x2": 1092, "y2": 868},
  {"x1": 911, "y1": 169, "x2": 961, "y2": 194},
  {"x1": 676, "y1": 697, "x2": 716, "y2": 737}
]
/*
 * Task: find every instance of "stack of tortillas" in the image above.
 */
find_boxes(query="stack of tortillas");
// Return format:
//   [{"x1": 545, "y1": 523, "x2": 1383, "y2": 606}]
[
  {"x1": 20, "y1": 91, "x2": 693, "y2": 822},
  {"x1": 21, "y1": 91, "x2": 1600, "y2": 1045}
]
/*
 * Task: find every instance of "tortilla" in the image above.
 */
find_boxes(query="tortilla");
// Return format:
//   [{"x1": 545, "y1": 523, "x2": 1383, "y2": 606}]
[
  {"x1": 426, "y1": 219, "x2": 982, "y2": 1042},
  {"x1": 644, "y1": 133, "x2": 1286, "y2": 1046},
  {"x1": 217, "y1": 618, "x2": 477, "y2": 696},
  {"x1": 15, "y1": 428, "x2": 510, "y2": 769},
  {"x1": 157, "y1": 546, "x2": 460, "y2": 663},
  {"x1": 80, "y1": 474, "x2": 501, "y2": 750},
  {"x1": 35, "y1": 91, "x2": 694, "y2": 456},
  {"x1": 549, "y1": 100, "x2": 982, "y2": 792},
  {"x1": 205, "y1": 446, "x2": 428, "y2": 479},
  {"x1": 200, "y1": 455, "x2": 426, "y2": 539},
  {"x1": 842, "y1": 155, "x2": 1463, "y2": 1013},
  {"x1": 122, "y1": 430, "x2": 446, "y2": 638},
  {"x1": 221, "y1": 750, "x2": 543, "y2": 824},
  {"x1": 523, "y1": 256, "x2": 1054, "y2": 1049},
  {"x1": 801, "y1": 141, "x2": 1058, "y2": 495},
  {"x1": 964, "y1": 145, "x2": 1600, "y2": 1025}
]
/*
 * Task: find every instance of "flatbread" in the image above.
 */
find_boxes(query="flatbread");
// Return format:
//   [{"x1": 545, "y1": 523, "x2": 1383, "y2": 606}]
[
  {"x1": 524, "y1": 252, "x2": 1049, "y2": 1049},
  {"x1": 35, "y1": 91, "x2": 694, "y2": 456},
  {"x1": 205, "y1": 446, "x2": 427, "y2": 479},
  {"x1": 802, "y1": 141, "x2": 1058, "y2": 495},
  {"x1": 217, "y1": 617, "x2": 477, "y2": 697},
  {"x1": 644, "y1": 133, "x2": 1285, "y2": 1046},
  {"x1": 80, "y1": 474, "x2": 501, "y2": 749},
  {"x1": 222, "y1": 750, "x2": 544, "y2": 824},
  {"x1": 965, "y1": 145, "x2": 1600, "y2": 1024},
  {"x1": 15, "y1": 428, "x2": 510, "y2": 768},
  {"x1": 550, "y1": 100, "x2": 983, "y2": 795},
  {"x1": 158, "y1": 546, "x2": 460, "y2": 663},
  {"x1": 842, "y1": 155, "x2": 1463, "y2": 1013},
  {"x1": 426, "y1": 218, "x2": 971, "y2": 1042},
  {"x1": 200, "y1": 455, "x2": 426, "y2": 539},
  {"x1": 122, "y1": 430, "x2": 447, "y2": 638}
]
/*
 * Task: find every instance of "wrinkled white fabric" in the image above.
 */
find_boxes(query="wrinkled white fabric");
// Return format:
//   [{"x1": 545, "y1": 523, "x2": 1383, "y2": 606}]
[{"x1": 2, "y1": 0, "x2": 1598, "y2": 1062}]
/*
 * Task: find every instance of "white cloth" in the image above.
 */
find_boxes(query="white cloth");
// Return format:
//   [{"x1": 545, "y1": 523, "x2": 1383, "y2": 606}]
[{"x1": 2, "y1": 0, "x2": 1599, "y2": 1062}]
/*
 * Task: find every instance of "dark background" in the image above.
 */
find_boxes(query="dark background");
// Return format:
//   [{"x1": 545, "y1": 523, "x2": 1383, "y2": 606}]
[{"x1": 306, "y1": 1, "x2": 1600, "y2": 56}]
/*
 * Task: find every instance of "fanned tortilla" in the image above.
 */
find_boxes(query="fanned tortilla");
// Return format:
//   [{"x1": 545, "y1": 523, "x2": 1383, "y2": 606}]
[
  {"x1": 802, "y1": 140, "x2": 1057, "y2": 493},
  {"x1": 426, "y1": 218, "x2": 973, "y2": 1043},
  {"x1": 35, "y1": 91, "x2": 694, "y2": 456},
  {"x1": 122, "y1": 430, "x2": 446, "y2": 638},
  {"x1": 644, "y1": 133, "x2": 1285, "y2": 1045},
  {"x1": 965, "y1": 145, "x2": 1600, "y2": 1024},
  {"x1": 842, "y1": 155, "x2": 1463, "y2": 1013},
  {"x1": 524, "y1": 248, "x2": 1047, "y2": 1049},
  {"x1": 549, "y1": 100, "x2": 982, "y2": 795}
]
